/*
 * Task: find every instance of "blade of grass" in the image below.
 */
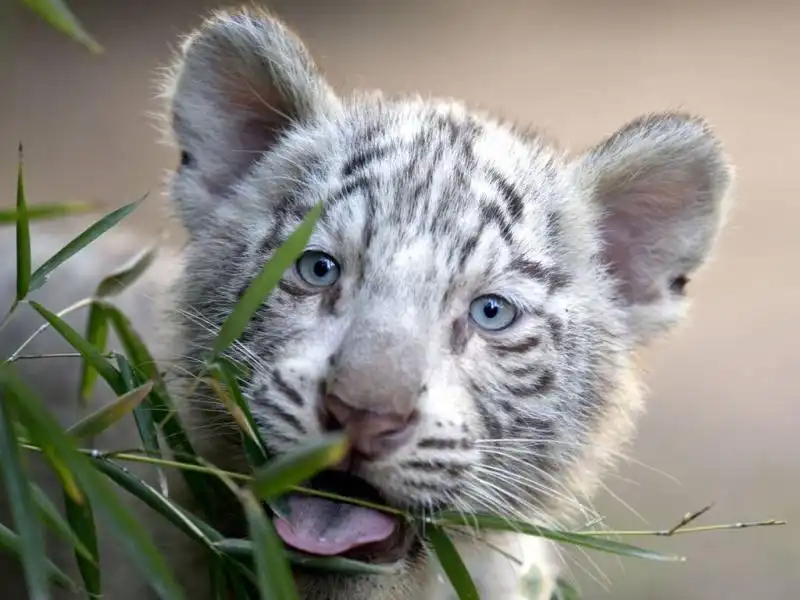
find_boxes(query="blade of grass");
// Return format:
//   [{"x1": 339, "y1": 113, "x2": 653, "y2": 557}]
[
  {"x1": 249, "y1": 432, "x2": 348, "y2": 501},
  {"x1": 23, "y1": 0, "x2": 103, "y2": 53},
  {"x1": 214, "y1": 539, "x2": 399, "y2": 576},
  {"x1": 29, "y1": 483, "x2": 94, "y2": 562},
  {"x1": 434, "y1": 513, "x2": 685, "y2": 562},
  {"x1": 90, "y1": 458, "x2": 220, "y2": 547},
  {"x1": 114, "y1": 354, "x2": 168, "y2": 495},
  {"x1": 15, "y1": 143, "x2": 31, "y2": 303},
  {"x1": 101, "y1": 304, "x2": 221, "y2": 508},
  {"x1": 1, "y1": 365, "x2": 185, "y2": 600},
  {"x1": 241, "y1": 491, "x2": 300, "y2": 600},
  {"x1": 552, "y1": 578, "x2": 582, "y2": 600},
  {"x1": 28, "y1": 196, "x2": 146, "y2": 293},
  {"x1": 95, "y1": 245, "x2": 157, "y2": 297},
  {"x1": 211, "y1": 202, "x2": 322, "y2": 357},
  {"x1": 66, "y1": 381, "x2": 153, "y2": 439},
  {"x1": 0, "y1": 396, "x2": 51, "y2": 600},
  {"x1": 0, "y1": 522, "x2": 77, "y2": 591},
  {"x1": 63, "y1": 492, "x2": 100, "y2": 599},
  {"x1": 29, "y1": 301, "x2": 123, "y2": 393},
  {"x1": 79, "y1": 303, "x2": 109, "y2": 402},
  {"x1": 207, "y1": 360, "x2": 267, "y2": 467},
  {"x1": 426, "y1": 524, "x2": 480, "y2": 600},
  {"x1": 0, "y1": 201, "x2": 94, "y2": 224}
]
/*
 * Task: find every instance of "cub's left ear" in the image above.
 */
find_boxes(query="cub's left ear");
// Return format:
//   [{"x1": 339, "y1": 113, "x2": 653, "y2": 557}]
[{"x1": 571, "y1": 113, "x2": 735, "y2": 345}]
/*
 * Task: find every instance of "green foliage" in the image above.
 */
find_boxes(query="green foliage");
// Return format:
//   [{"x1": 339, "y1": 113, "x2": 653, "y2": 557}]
[{"x1": 22, "y1": 0, "x2": 102, "y2": 54}]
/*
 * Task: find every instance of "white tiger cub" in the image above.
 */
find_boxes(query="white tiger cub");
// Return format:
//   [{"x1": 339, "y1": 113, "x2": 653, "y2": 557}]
[{"x1": 0, "y1": 6, "x2": 734, "y2": 600}]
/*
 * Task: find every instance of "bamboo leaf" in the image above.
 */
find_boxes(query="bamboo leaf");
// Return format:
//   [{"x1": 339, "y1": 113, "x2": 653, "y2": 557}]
[
  {"x1": 208, "y1": 360, "x2": 267, "y2": 468},
  {"x1": 79, "y1": 303, "x2": 109, "y2": 401},
  {"x1": 91, "y1": 458, "x2": 220, "y2": 547},
  {"x1": 63, "y1": 492, "x2": 101, "y2": 599},
  {"x1": 15, "y1": 143, "x2": 31, "y2": 302},
  {"x1": 23, "y1": 0, "x2": 103, "y2": 53},
  {"x1": 212, "y1": 203, "x2": 322, "y2": 356},
  {"x1": 29, "y1": 196, "x2": 146, "y2": 293},
  {"x1": 29, "y1": 301, "x2": 124, "y2": 394},
  {"x1": 249, "y1": 433, "x2": 348, "y2": 501},
  {"x1": 101, "y1": 304, "x2": 219, "y2": 507},
  {"x1": 95, "y1": 245, "x2": 157, "y2": 297},
  {"x1": 30, "y1": 483, "x2": 94, "y2": 562},
  {"x1": 426, "y1": 524, "x2": 480, "y2": 600},
  {"x1": 434, "y1": 513, "x2": 685, "y2": 562},
  {"x1": 0, "y1": 522, "x2": 77, "y2": 591},
  {"x1": 66, "y1": 381, "x2": 153, "y2": 440},
  {"x1": 241, "y1": 491, "x2": 299, "y2": 600},
  {"x1": 0, "y1": 396, "x2": 51, "y2": 600},
  {"x1": 213, "y1": 539, "x2": 398, "y2": 576},
  {"x1": 1, "y1": 366, "x2": 185, "y2": 600},
  {"x1": 0, "y1": 201, "x2": 94, "y2": 224}
]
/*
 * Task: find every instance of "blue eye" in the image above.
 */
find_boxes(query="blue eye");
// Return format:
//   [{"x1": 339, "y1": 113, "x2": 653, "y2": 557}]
[
  {"x1": 469, "y1": 294, "x2": 517, "y2": 331},
  {"x1": 296, "y1": 251, "x2": 340, "y2": 287}
]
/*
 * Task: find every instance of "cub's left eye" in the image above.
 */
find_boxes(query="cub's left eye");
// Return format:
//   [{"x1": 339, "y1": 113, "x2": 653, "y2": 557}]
[
  {"x1": 296, "y1": 251, "x2": 340, "y2": 287},
  {"x1": 469, "y1": 294, "x2": 518, "y2": 331}
]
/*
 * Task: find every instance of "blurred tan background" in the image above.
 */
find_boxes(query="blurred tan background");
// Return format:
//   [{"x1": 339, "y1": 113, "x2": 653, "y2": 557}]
[{"x1": 3, "y1": 0, "x2": 798, "y2": 598}]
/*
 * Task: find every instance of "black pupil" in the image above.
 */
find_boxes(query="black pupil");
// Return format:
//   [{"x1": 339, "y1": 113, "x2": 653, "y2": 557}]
[
  {"x1": 483, "y1": 299, "x2": 500, "y2": 319},
  {"x1": 313, "y1": 258, "x2": 332, "y2": 278}
]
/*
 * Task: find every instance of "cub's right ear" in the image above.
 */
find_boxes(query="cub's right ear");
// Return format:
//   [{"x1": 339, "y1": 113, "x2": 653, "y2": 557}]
[{"x1": 163, "y1": 8, "x2": 340, "y2": 222}]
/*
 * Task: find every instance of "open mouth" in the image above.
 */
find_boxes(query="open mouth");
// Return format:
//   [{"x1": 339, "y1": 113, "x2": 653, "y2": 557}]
[{"x1": 272, "y1": 470, "x2": 416, "y2": 564}]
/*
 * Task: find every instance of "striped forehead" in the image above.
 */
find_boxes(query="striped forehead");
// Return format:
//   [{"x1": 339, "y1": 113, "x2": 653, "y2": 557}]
[{"x1": 312, "y1": 102, "x2": 566, "y2": 285}]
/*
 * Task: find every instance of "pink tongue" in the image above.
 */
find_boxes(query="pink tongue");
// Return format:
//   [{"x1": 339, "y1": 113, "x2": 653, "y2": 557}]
[{"x1": 274, "y1": 495, "x2": 396, "y2": 556}]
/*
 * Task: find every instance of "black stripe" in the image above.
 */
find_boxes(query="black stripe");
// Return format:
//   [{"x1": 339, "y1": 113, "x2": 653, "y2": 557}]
[
  {"x1": 489, "y1": 333, "x2": 541, "y2": 354},
  {"x1": 341, "y1": 144, "x2": 393, "y2": 179},
  {"x1": 417, "y1": 438, "x2": 469, "y2": 450},
  {"x1": 265, "y1": 402, "x2": 308, "y2": 435},
  {"x1": 271, "y1": 369, "x2": 305, "y2": 407},
  {"x1": 510, "y1": 257, "x2": 570, "y2": 292},
  {"x1": 480, "y1": 202, "x2": 514, "y2": 245},
  {"x1": 505, "y1": 369, "x2": 555, "y2": 397},
  {"x1": 487, "y1": 168, "x2": 525, "y2": 222}
]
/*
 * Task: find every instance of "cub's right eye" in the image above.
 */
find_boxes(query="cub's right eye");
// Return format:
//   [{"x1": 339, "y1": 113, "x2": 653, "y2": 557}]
[{"x1": 296, "y1": 251, "x2": 341, "y2": 287}]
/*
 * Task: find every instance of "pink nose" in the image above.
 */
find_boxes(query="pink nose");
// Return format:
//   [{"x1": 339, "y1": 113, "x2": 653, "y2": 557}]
[{"x1": 321, "y1": 394, "x2": 419, "y2": 459}]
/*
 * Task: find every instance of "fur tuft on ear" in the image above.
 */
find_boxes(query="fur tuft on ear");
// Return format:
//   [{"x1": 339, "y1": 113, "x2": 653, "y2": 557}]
[
  {"x1": 162, "y1": 7, "x2": 340, "y2": 203},
  {"x1": 573, "y1": 112, "x2": 735, "y2": 344}
]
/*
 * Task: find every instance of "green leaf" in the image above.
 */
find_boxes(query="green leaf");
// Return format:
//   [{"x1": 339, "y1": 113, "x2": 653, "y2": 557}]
[
  {"x1": 0, "y1": 522, "x2": 77, "y2": 591},
  {"x1": 208, "y1": 360, "x2": 267, "y2": 468},
  {"x1": 29, "y1": 301, "x2": 124, "y2": 394},
  {"x1": 79, "y1": 303, "x2": 109, "y2": 401},
  {"x1": 249, "y1": 433, "x2": 348, "y2": 501},
  {"x1": 212, "y1": 202, "x2": 322, "y2": 356},
  {"x1": 95, "y1": 245, "x2": 157, "y2": 297},
  {"x1": 15, "y1": 143, "x2": 31, "y2": 302},
  {"x1": 91, "y1": 458, "x2": 220, "y2": 547},
  {"x1": 214, "y1": 539, "x2": 399, "y2": 576},
  {"x1": 30, "y1": 483, "x2": 94, "y2": 563},
  {"x1": 0, "y1": 366, "x2": 185, "y2": 600},
  {"x1": 551, "y1": 578, "x2": 582, "y2": 600},
  {"x1": 0, "y1": 394, "x2": 51, "y2": 600},
  {"x1": 0, "y1": 201, "x2": 94, "y2": 224},
  {"x1": 426, "y1": 524, "x2": 480, "y2": 600},
  {"x1": 434, "y1": 513, "x2": 685, "y2": 562},
  {"x1": 29, "y1": 196, "x2": 146, "y2": 293},
  {"x1": 101, "y1": 304, "x2": 218, "y2": 508},
  {"x1": 23, "y1": 0, "x2": 103, "y2": 53},
  {"x1": 66, "y1": 381, "x2": 153, "y2": 440},
  {"x1": 63, "y1": 492, "x2": 101, "y2": 599},
  {"x1": 241, "y1": 491, "x2": 299, "y2": 600}
]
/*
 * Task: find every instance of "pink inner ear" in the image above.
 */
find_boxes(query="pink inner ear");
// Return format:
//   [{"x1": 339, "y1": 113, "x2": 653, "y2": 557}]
[{"x1": 600, "y1": 174, "x2": 711, "y2": 305}]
